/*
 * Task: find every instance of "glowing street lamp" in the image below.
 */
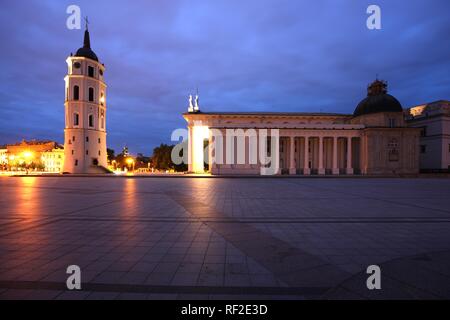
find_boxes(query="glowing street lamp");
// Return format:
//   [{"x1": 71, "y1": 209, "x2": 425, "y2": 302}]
[
  {"x1": 126, "y1": 158, "x2": 135, "y2": 172},
  {"x1": 22, "y1": 151, "x2": 34, "y2": 175}
]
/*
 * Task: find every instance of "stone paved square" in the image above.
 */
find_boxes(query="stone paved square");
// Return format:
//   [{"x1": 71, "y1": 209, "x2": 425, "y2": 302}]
[{"x1": 1, "y1": 176, "x2": 450, "y2": 299}]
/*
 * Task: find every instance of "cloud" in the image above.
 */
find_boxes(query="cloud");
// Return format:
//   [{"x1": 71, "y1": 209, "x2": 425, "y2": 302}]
[{"x1": 0, "y1": 0, "x2": 449, "y2": 153}]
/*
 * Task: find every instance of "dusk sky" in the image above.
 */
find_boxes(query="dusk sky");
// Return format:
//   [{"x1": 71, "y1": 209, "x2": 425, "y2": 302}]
[{"x1": 0, "y1": 0, "x2": 449, "y2": 154}]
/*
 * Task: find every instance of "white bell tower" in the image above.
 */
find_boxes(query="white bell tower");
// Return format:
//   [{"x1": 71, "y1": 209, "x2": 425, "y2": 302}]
[{"x1": 63, "y1": 23, "x2": 108, "y2": 173}]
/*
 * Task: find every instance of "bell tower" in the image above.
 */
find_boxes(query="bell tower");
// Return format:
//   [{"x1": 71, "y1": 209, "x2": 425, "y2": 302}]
[{"x1": 63, "y1": 23, "x2": 108, "y2": 173}]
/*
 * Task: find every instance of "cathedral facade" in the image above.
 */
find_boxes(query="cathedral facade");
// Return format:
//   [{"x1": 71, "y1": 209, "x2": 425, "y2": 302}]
[
  {"x1": 63, "y1": 27, "x2": 108, "y2": 174},
  {"x1": 184, "y1": 80, "x2": 421, "y2": 175}
]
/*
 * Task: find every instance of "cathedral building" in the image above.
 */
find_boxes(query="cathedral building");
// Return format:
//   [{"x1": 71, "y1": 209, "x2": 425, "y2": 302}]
[
  {"x1": 183, "y1": 80, "x2": 422, "y2": 175},
  {"x1": 63, "y1": 26, "x2": 108, "y2": 174}
]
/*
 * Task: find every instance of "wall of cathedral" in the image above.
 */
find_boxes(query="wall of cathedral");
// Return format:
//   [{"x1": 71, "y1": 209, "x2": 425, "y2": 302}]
[{"x1": 360, "y1": 128, "x2": 420, "y2": 175}]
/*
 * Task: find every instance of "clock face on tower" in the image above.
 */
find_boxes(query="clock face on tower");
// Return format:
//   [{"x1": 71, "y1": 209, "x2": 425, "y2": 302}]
[{"x1": 73, "y1": 62, "x2": 81, "y2": 69}]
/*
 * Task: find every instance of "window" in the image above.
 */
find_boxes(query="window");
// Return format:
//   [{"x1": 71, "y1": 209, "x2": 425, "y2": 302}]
[
  {"x1": 89, "y1": 114, "x2": 94, "y2": 127},
  {"x1": 71, "y1": 150, "x2": 74, "y2": 155},
  {"x1": 73, "y1": 113, "x2": 79, "y2": 126},
  {"x1": 98, "y1": 150, "x2": 101, "y2": 156},
  {"x1": 388, "y1": 138, "x2": 399, "y2": 162},
  {"x1": 100, "y1": 110, "x2": 105, "y2": 129},
  {"x1": 73, "y1": 85, "x2": 79, "y2": 100},
  {"x1": 388, "y1": 118, "x2": 396, "y2": 128},
  {"x1": 98, "y1": 138, "x2": 101, "y2": 143},
  {"x1": 86, "y1": 150, "x2": 89, "y2": 155},
  {"x1": 420, "y1": 145, "x2": 426, "y2": 154},
  {"x1": 88, "y1": 66, "x2": 94, "y2": 77},
  {"x1": 72, "y1": 136, "x2": 75, "y2": 141},
  {"x1": 421, "y1": 127, "x2": 427, "y2": 137},
  {"x1": 89, "y1": 87, "x2": 94, "y2": 102},
  {"x1": 75, "y1": 159, "x2": 78, "y2": 166},
  {"x1": 86, "y1": 136, "x2": 89, "y2": 142},
  {"x1": 100, "y1": 92, "x2": 104, "y2": 106}
]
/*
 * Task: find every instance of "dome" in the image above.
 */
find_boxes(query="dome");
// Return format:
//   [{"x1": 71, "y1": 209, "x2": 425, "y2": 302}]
[
  {"x1": 74, "y1": 29, "x2": 98, "y2": 62},
  {"x1": 353, "y1": 80, "x2": 403, "y2": 117},
  {"x1": 75, "y1": 47, "x2": 98, "y2": 62}
]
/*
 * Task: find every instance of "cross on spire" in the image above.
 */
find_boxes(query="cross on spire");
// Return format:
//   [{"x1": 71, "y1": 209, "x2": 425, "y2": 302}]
[{"x1": 84, "y1": 16, "x2": 89, "y2": 30}]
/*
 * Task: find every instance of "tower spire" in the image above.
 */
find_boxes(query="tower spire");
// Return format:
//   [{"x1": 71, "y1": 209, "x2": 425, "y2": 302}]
[{"x1": 83, "y1": 17, "x2": 91, "y2": 49}]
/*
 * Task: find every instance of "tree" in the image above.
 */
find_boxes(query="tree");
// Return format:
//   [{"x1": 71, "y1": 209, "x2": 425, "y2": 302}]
[
  {"x1": 107, "y1": 148, "x2": 115, "y2": 162},
  {"x1": 150, "y1": 144, "x2": 187, "y2": 172}
]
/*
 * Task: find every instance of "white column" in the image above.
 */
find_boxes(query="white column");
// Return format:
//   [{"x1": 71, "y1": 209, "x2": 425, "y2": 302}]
[
  {"x1": 332, "y1": 136, "x2": 339, "y2": 175},
  {"x1": 303, "y1": 136, "x2": 310, "y2": 175},
  {"x1": 208, "y1": 130, "x2": 213, "y2": 173},
  {"x1": 188, "y1": 126, "x2": 193, "y2": 172},
  {"x1": 318, "y1": 136, "x2": 325, "y2": 175},
  {"x1": 346, "y1": 136, "x2": 354, "y2": 175},
  {"x1": 289, "y1": 136, "x2": 296, "y2": 175}
]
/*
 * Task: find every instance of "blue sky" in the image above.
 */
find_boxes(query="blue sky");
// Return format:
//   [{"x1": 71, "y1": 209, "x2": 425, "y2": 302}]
[{"x1": 0, "y1": 0, "x2": 449, "y2": 154}]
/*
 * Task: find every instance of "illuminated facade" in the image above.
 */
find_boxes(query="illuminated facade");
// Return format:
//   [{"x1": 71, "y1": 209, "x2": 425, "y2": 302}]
[
  {"x1": 405, "y1": 100, "x2": 450, "y2": 171},
  {"x1": 184, "y1": 80, "x2": 422, "y2": 175},
  {"x1": 63, "y1": 25, "x2": 108, "y2": 174},
  {"x1": 3, "y1": 140, "x2": 60, "y2": 171},
  {"x1": 41, "y1": 148, "x2": 65, "y2": 173},
  {"x1": 0, "y1": 148, "x2": 7, "y2": 169}
]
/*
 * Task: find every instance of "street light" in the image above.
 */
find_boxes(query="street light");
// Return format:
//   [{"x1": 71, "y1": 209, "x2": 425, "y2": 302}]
[
  {"x1": 126, "y1": 158, "x2": 135, "y2": 172},
  {"x1": 23, "y1": 151, "x2": 34, "y2": 175}
]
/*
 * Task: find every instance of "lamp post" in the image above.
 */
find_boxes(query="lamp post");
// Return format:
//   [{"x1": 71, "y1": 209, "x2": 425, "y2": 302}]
[
  {"x1": 23, "y1": 151, "x2": 33, "y2": 175},
  {"x1": 126, "y1": 158, "x2": 135, "y2": 173}
]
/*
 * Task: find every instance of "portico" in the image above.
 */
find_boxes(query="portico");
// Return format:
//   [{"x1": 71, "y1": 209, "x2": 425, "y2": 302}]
[
  {"x1": 182, "y1": 80, "x2": 421, "y2": 176},
  {"x1": 280, "y1": 132, "x2": 359, "y2": 175}
]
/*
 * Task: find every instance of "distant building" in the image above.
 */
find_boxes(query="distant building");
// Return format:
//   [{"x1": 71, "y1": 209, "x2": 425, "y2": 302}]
[
  {"x1": 63, "y1": 25, "x2": 108, "y2": 173},
  {"x1": 184, "y1": 79, "x2": 422, "y2": 175},
  {"x1": 41, "y1": 147, "x2": 65, "y2": 173},
  {"x1": 405, "y1": 100, "x2": 450, "y2": 171},
  {"x1": 4, "y1": 140, "x2": 61, "y2": 171},
  {"x1": 0, "y1": 147, "x2": 7, "y2": 169}
]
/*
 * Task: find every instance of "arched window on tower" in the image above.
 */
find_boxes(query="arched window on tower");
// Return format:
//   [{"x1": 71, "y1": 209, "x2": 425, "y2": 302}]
[
  {"x1": 100, "y1": 109, "x2": 105, "y2": 129},
  {"x1": 73, "y1": 113, "x2": 79, "y2": 126},
  {"x1": 89, "y1": 87, "x2": 94, "y2": 102},
  {"x1": 73, "y1": 85, "x2": 79, "y2": 100}
]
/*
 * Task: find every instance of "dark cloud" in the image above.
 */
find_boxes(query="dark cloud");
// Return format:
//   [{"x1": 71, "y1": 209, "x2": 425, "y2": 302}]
[{"x1": 0, "y1": 0, "x2": 449, "y2": 153}]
